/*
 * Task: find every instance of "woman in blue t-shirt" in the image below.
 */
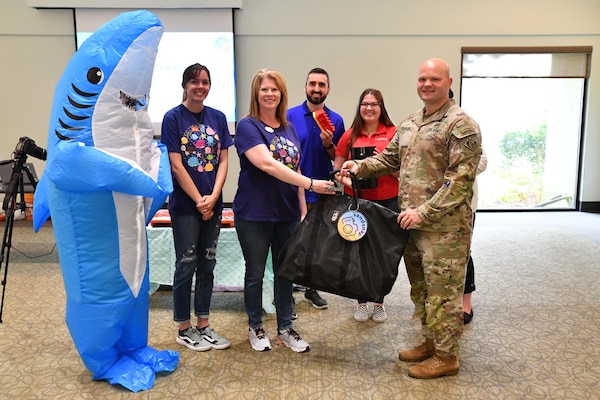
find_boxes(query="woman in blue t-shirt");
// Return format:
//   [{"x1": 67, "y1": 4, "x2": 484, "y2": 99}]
[
  {"x1": 233, "y1": 68, "x2": 335, "y2": 353},
  {"x1": 161, "y1": 63, "x2": 233, "y2": 352}
]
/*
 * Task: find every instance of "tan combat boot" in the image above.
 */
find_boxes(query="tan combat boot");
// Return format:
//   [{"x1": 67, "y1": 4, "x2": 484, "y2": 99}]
[
  {"x1": 407, "y1": 351, "x2": 459, "y2": 379},
  {"x1": 398, "y1": 338, "x2": 435, "y2": 362}
]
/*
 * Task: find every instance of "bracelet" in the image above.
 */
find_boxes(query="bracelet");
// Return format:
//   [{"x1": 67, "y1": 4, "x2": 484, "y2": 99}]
[
  {"x1": 325, "y1": 143, "x2": 334, "y2": 150},
  {"x1": 308, "y1": 178, "x2": 314, "y2": 192}
]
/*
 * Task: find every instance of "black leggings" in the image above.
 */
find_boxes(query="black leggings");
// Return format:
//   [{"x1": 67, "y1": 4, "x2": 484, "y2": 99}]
[{"x1": 464, "y1": 213, "x2": 477, "y2": 294}]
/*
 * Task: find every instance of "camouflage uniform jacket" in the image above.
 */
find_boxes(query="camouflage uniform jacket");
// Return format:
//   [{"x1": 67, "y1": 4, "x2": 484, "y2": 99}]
[{"x1": 356, "y1": 99, "x2": 482, "y2": 232}]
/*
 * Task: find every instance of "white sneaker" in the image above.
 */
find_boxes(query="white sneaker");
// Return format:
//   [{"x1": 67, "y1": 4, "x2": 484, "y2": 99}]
[
  {"x1": 354, "y1": 304, "x2": 369, "y2": 322},
  {"x1": 276, "y1": 328, "x2": 310, "y2": 353},
  {"x1": 198, "y1": 325, "x2": 231, "y2": 350},
  {"x1": 372, "y1": 304, "x2": 388, "y2": 323},
  {"x1": 176, "y1": 327, "x2": 212, "y2": 352},
  {"x1": 249, "y1": 326, "x2": 271, "y2": 351}
]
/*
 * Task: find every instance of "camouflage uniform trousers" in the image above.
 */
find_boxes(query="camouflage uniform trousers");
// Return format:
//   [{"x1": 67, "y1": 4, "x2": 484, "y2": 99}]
[{"x1": 403, "y1": 222, "x2": 471, "y2": 356}]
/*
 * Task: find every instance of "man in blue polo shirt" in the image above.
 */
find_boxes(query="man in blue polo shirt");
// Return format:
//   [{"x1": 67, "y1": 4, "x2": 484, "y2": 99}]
[{"x1": 287, "y1": 67, "x2": 345, "y2": 311}]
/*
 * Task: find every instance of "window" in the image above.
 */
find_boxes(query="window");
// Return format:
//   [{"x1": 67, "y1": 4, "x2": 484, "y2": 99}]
[
  {"x1": 460, "y1": 47, "x2": 591, "y2": 210},
  {"x1": 75, "y1": 9, "x2": 237, "y2": 135}
]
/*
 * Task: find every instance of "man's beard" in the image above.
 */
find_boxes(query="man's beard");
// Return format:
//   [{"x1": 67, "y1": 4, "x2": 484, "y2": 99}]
[{"x1": 306, "y1": 92, "x2": 327, "y2": 105}]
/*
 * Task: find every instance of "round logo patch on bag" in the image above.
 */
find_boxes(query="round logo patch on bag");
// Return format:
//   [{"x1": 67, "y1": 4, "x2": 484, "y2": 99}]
[{"x1": 337, "y1": 210, "x2": 368, "y2": 241}]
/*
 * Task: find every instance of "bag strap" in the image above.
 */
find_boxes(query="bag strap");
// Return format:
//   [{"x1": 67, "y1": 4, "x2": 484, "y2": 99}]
[{"x1": 329, "y1": 169, "x2": 362, "y2": 209}]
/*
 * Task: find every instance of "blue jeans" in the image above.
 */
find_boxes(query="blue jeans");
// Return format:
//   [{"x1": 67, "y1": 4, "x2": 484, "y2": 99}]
[
  {"x1": 235, "y1": 216, "x2": 299, "y2": 332},
  {"x1": 171, "y1": 211, "x2": 222, "y2": 323}
]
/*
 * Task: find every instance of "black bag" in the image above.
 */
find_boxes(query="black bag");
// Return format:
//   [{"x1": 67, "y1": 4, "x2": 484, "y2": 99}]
[{"x1": 278, "y1": 171, "x2": 409, "y2": 302}]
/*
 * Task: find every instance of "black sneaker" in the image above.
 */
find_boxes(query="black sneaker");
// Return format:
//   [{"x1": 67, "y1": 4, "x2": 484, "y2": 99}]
[
  {"x1": 464, "y1": 310, "x2": 474, "y2": 325},
  {"x1": 304, "y1": 289, "x2": 328, "y2": 309}
]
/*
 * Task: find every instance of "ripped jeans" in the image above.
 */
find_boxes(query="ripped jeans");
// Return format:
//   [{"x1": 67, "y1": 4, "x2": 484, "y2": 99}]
[{"x1": 171, "y1": 211, "x2": 222, "y2": 323}]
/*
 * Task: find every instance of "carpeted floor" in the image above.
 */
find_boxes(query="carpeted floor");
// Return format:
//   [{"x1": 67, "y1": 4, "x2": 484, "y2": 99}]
[{"x1": 0, "y1": 211, "x2": 599, "y2": 399}]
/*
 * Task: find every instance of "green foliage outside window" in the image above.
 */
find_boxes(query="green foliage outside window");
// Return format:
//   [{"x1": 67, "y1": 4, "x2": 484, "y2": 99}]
[
  {"x1": 499, "y1": 122, "x2": 547, "y2": 175},
  {"x1": 497, "y1": 122, "x2": 547, "y2": 206}
]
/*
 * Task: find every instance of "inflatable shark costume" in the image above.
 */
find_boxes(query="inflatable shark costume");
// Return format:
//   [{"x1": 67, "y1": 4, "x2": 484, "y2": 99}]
[{"x1": 33, "y1": 10, "x2": 178, "y2": 392}]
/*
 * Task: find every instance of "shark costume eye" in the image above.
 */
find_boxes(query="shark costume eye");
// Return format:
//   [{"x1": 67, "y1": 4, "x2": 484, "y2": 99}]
[{"x1": 87, "y1": 67, "x2": 104, "y2": 85}]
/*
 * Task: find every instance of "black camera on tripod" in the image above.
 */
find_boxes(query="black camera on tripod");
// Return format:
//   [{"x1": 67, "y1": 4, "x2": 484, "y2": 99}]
[
  {"x1": 0, "y1": 136, "x2": 47, "y2": 322},
  {"x1": 2, "y1": 137, "x2": 46, "y2": 211},
  {"x1": 14, "y1": 137, "x2": 47, "y2": 161}
]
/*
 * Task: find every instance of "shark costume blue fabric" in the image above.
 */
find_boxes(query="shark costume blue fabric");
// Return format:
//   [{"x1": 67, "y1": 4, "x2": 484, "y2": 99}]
[{"x1": 32, "y1": 10, "x2": 178, "y2": 392}]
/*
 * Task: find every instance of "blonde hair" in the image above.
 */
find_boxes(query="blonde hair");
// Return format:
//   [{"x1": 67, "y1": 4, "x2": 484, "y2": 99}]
[{"x1": 248, "y1": 68, "x2": 289, "y2": 128}]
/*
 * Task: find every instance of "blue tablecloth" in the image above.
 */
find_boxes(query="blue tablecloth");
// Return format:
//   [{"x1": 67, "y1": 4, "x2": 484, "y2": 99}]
[{"x1": 147, "y1": 226, "x2": 275, "y2": 313}]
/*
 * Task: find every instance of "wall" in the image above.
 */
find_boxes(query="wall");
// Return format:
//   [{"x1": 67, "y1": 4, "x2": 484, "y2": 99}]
[
  {"x1": 1, "y1": 0, "x2": 599, "y2": 209},
  {"x1": 0, "y1": 2, "x2": 73, "y2": 183}
]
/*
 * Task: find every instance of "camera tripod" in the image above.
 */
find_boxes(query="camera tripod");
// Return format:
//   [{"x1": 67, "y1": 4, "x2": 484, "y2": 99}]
[{"x1": 0, "y1": 156, "x2": 38, "y2": 323}]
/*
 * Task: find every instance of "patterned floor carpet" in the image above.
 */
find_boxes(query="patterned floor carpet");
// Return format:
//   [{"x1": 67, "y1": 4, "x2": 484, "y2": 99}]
[{"x1": 0, "y1": 211, "x2": 599, "y2": 399}]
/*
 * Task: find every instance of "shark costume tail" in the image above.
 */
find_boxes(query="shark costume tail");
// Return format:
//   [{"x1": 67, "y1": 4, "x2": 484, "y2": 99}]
[{"x1": 33, "y1": 10, "x2": 178, "y2": 392}]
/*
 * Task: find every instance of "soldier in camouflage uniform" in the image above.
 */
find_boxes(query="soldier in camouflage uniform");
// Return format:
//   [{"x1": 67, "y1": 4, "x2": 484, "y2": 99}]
[{"x1": 340, "y1": 58, "x2": 482, "y2": 379}]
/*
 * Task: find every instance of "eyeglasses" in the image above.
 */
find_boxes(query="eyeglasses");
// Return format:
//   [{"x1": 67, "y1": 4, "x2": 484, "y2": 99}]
[{"x1": 360, "y1": 102, "x2": 380, "y2": 108}]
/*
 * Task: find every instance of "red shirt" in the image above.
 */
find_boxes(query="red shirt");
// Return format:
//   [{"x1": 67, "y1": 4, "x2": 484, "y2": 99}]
[{"x1": 336, "y1": 123, "x2": 398, "y2": 200}]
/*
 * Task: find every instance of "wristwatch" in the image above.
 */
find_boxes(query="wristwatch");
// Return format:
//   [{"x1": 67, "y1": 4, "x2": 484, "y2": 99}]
[{"x1": 325, "y1": 143, "x2": 334, "y2": 150}]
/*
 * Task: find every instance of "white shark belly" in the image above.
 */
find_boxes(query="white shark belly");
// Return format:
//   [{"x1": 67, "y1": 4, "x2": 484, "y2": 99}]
[{"x1": 114, "y1": 192, "x2": 147, "y2": 297}]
